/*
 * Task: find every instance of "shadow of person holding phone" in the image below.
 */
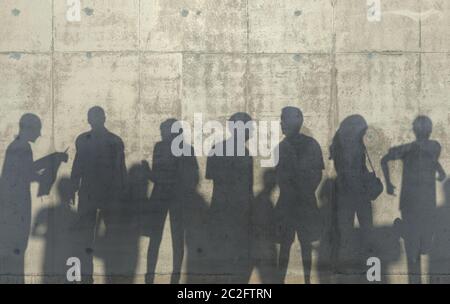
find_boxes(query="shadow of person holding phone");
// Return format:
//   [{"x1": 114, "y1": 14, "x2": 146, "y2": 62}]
[{"x1": 0, "y1": 113, "x2": 68, "y2": 283}]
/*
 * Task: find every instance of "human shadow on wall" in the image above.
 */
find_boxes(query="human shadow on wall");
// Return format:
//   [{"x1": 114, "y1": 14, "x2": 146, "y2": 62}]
[
  {"x1": 317, "y1": 178, "x2": 402, "y2": 284},
  {"x1": 94, "y1": 164, "x2": 141, "y2": 283},
  {"x1": 0, "y1": 113, "x2": 67, "y2": 283},
  {"x1": 182, "y1": 154, "x2": 209, "y2": 284},
  {"x1": 430, "y1": 179, "x2": 450, "y2": 283},
  {"x1": 316, "y1": 178, "x2": 339, "y2": 283},
  {"x1": 143, "y1": 119, "x2": 200, "y2": 284},
  {"x1": 381, "y1": 115, "x2": 446, "y2": 284},
  {"x1": 274, "y1": 107, "x2": 324, "y2": 284},
  {"x1": 32, "y1": 177, "x2": 81, "y2": 283},
  {"x1": 205, "y1": 112, "x2": 254, "y2": 284},
  {"x1": 70, "y1": 106, "x2": 127, "y2": 284},
  {"x1": 329, "y1": 115, "x2": 375, "y2": 275},
  {"x1": 248, "y1": 169, "x2": 278, "y2": 283}
]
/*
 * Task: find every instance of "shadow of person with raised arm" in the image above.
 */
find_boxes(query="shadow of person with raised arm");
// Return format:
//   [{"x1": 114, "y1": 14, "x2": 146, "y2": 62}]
[
  {"x1": 71, "y1": 106, "x2": 127, "y2": 284},
  {"x1": 275, "y1": 107, "x2": 324, "y2": 284},
  {"x1": 143, "y1": 119, "x2": 198, "y2": 284},
  {"x1": 329, "y1": 115, "x2": 374, "y2": 275},
  {"x1": 248, "y1": 169, "x2": 278, "y2": 283},
  {"x1": 430, "y1": 179, "x2": 450, "y2": 283},
  {"x1": 381, "y1": 115, "x2": 446, "y2": 284},
  {"x1": 32, "y1": 177, "x2": 81, "y2": 283},
  {"x1": 206, "y1": 112, "x2": 254, "y2": 284},
  {"x1": 0, "y1": 113, "x2": 68, "y2": 283}
]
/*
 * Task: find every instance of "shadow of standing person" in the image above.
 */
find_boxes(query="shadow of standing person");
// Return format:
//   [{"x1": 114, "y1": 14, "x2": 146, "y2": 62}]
[
  {"x1": 143, "y1": 119, "x2": 190, "y2": 284},
  {"x1": 316, "y1": 177, "x2": 339, "y2": 283},
  {"x1": 96, "y1": 164, "x2": 142, "y2": 284},
  {"x1": 330, "y1": 115, "x2": 374, "y2": 275},
  {"x1": 248, "y1": 169, "x2": 278, "y2": 283},
  {"x1": 206, "y1": 112, "x2": 254, "y2": 284},
  {"x1": 275, "y1": 107, "x2": 324, "y2": 284},
  {"x1": 430, "y1": 179, "x2": 450, "y2": 283},
  {"x1": 381, "y1": 115, "x2": 446, "y2": 284},
  {"x1": 180, "y1": 146, "x2": 209, "y2": 284},
  {"x1": 32, "y1": 177, "x2": 81, "y2": 283},
  {"x1": 0, "y1": 113, "x2": 68, "y2": 283},
  {"x1": 70, "y1": 106, "x2": 127, "y2": 284}
]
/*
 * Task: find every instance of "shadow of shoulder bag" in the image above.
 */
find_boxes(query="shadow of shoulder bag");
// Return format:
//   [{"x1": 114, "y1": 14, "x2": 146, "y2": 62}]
[{"x1": 363, "y1": 147, "x2": 384, "y2": 201}]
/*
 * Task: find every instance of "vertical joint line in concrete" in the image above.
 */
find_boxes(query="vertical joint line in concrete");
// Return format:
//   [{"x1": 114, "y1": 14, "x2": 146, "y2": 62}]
[
  {"x1": 246, "y1": 0, "x2": 250, "y2": 54},
  {"x1": 244, "y1": 0, "x2": 250, "y2": 115},
  {"x1": 418, "y1": 2, "x2": 423, "y2": 114},
  {"x1": 138, "y1": 0, "x2": 143, "y2": 156},
  {"x1": 51, "y1": 0, "x2": 56, "y2": 152},
  {"x1": 328, "y1": 0, "x2": 338, "y2": 178}
]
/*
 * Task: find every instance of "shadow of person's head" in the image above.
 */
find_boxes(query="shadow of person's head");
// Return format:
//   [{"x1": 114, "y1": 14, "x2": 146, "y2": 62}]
[
  {"x1": 56, "y1": 177, "x2": 74, "y2": 205},
  {"x1": 160, "y1": 118, "x2": 182, "y2": 142},
  {"x1": 88, "y1": 106, "x2": 106, "y2": 130},
  {"x1": 338, "y1": 114, "x2": 368, "y2": 141},
  {"x1": 412, "y1": 115, "x2": 433, "y2": 141},
  {"x1": 330, "y1": 114, "x2": 368, "y2": 160},
  {"x1": 19, "y1": 113, "x2": 41, "y2": 143},
  {"x1": 281, "y1": 106, "x2": 303, "y2": 137},
  {"x1": 228, "y1": 112, "x2": 253, "y2": 142}
]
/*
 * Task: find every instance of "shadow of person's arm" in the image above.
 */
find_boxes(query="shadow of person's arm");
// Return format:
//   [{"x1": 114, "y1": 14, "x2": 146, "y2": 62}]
[
  {"x1": 34, "y1": 151, "x2": 69, "y2": 197},
  {"x1": 70, "y1": 139, "x2": 83, "y2": 204},
  {"x1": 115, "y1": 139, "x2": 128, "y2": 199},
  {"x1": 31, "y1": 209, "x2": 47, "y2": 237},
  {"x1": 381, "y1": 146, "x2": 407, "y2": 196},
  {"x1": 33, "y1": 151, "x2": 68, "y2": 175},
  {"x1": 141, "y1": 160, "x2": 155, "y2": 183},
  {"x1": 437, "y1": 161, "x2": 447, "y2": 182},
  {"x1": 142, "y1": 143, "x2": 168, "y2": 184}
]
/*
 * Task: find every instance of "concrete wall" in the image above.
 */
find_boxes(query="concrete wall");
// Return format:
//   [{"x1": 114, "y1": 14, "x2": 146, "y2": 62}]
[{"x1": 0, "y1": 0, "x2": 448, "y2": 283}]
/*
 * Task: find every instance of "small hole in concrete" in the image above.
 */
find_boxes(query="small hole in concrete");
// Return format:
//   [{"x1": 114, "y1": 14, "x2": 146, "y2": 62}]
[
  {"x1": 294, "y1": 10, "x2": 302, "y2": 17},
  {"x1": 181, "y1": 9, "x2": 189, "y2": 17},
  {"x1": 83, "y1": 7, "x2": 94, "y2": 16},
  {"x1": 11, "y1": 9, "x2": 21, "y2": 16}
]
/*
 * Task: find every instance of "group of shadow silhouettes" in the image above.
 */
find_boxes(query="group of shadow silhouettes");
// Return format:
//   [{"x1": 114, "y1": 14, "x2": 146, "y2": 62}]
[{"x1": 0, "y1": 105, "x2": 448, "y2": 284}]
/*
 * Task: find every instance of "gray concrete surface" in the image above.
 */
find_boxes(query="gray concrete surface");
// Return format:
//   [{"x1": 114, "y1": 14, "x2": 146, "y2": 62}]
[{"x1": 0, "y1": 0, "x2": 448, "y2": 283}]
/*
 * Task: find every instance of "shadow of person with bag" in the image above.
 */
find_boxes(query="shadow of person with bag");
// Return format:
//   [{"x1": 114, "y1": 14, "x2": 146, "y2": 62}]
[{"x1": 330, "y1": 115, "x2": 382, "y2": 275}]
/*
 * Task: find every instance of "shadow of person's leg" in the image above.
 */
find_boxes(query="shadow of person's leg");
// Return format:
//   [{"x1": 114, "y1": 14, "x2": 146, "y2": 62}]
[
  {"x1": 278, "y1": 241, "x2": 292, "y2": 284},
  {"x1": 336, "y1": 195, "x2": 356, "y2": 274},
  {"x1": 145, "y1": 204, "x2": 168, "y2": 284},
  {"x1": 169, "y1": 203, "x2": 185, "y2": 284},
  {"x1": 76, "y1": 201, "x2": 97, "y2": 284},
  {"x1": 299, "y1": 238, "x2": 312, "y2": 284}
]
